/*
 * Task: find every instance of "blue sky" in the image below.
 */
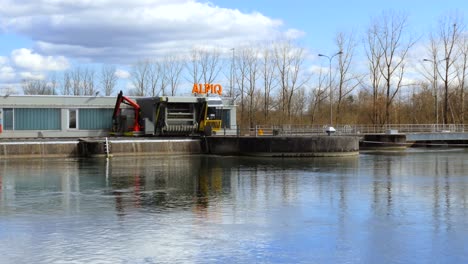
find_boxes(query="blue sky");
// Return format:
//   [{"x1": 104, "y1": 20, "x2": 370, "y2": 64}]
[
  {"x1": 211, "y1": 0, "x2": 465, "y2": 51},
  {"x1": 0, "y1": 0, "x2": 466, "y2": 94}
]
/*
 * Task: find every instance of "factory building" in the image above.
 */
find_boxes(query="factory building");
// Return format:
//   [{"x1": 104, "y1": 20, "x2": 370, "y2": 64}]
[{"x1": 0, "y1": 94, "x2": 236, "y2": 138}]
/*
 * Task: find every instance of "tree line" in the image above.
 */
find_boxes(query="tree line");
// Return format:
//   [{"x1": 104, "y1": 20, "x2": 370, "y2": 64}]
[{"x1": 22, "y1": 11, "x2": 468, "y2": 127}]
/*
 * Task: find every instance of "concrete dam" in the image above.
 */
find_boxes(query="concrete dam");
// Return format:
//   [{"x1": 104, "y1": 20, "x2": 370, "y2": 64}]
[{"x1": 0, "y1": 136, "x2": 360, "y2": 158}]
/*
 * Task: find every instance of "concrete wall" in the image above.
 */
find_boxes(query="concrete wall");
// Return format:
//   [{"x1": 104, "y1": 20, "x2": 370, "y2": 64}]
[
  {"x1": 360, "y1": 134, "x2": 407, "y2": 150},
  {"x1": 79, "y1": 139, "x2": 203, "y2": 157},
  {"x1": 0, "y1": 140, "x2": 79, "y2": 158},
  {"x1": 205, "y1": 136, "x2": 359, "y2": 157},
  {"x1": 0, "y1": 136, "x2": 359, "y2": 158}
]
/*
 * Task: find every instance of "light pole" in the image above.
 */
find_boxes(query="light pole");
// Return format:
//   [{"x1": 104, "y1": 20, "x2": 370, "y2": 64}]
[
  {"x1": 318, "y1": 51, "x2": 342, "y2": 130},
  {"x1": 230, "y1": 48, "x2": 235, "y2": 98},
  {"x1": 423, "y1": 58, "x2": 447, "y2": 128}
]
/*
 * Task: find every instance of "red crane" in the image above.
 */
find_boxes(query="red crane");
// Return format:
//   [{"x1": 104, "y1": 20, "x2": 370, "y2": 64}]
[{"x1": 112, "y1": 91, "x2": 142, "y2": 133}]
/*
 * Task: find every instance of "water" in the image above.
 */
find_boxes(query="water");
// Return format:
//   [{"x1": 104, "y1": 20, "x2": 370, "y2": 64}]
[{"x1": 1, "y1": 150, "x2": 468, "y2": 263}]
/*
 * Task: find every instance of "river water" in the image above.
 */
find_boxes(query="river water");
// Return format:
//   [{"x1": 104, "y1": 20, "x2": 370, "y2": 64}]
[{"x1": 1, "y1": 149, "x2": 467, "y2": 263}]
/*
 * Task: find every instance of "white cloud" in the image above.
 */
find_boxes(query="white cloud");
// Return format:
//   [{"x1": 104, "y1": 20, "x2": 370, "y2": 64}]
[
  {"x1": 19, "y1": 71, "x2": 46, "y2": 80},
  {"x1": 115, "y1": 69, "x2": 130, "y2": 79},
  {"x1": 0, "y1": 66, "x2": 16, "y2": 81},
  {"x1": 0, "y1": 0, "x2": 300, "y2": 63},
  {"x1": 0, "y1": 56, "x2": 15, "y2": 82},
  {"x1": 11, "y1": 48, "x2": 69, "y2": 71},
  {"x1": 0, "y1": 56, "x2": 9, "y2": 65}
]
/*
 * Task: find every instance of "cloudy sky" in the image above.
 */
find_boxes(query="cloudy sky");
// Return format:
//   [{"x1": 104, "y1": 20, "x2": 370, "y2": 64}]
[{"x1": 0, "y1": 0, "x2": 466, "y2": 93}]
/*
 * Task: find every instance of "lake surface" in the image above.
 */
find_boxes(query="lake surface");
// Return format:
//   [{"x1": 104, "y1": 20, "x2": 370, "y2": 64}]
[{"x1": 1, "y1": 149, "x2": 468, "y2": 263}]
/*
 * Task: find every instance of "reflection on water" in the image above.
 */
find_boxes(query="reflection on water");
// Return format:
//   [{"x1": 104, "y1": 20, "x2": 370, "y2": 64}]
[{"x1": 1, "y1": 151, "x2": 468, "y2": 263}]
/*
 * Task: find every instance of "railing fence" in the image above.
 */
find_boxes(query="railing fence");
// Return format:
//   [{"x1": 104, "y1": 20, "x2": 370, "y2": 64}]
[{"x1": 219, "y1": 124, "x2": 468, "y2": 137}]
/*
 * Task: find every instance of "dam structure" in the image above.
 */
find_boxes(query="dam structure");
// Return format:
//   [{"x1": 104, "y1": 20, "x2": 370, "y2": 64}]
[{"x1": 0, "y1": 94, "x2": 359, "y2": 158}]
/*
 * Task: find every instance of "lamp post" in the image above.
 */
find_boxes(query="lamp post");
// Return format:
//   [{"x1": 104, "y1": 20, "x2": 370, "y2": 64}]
[
  {"x1": 318, "y1": 51, "x2": 343, "y2": 130},
  {"x1": 230, "y1": 48, "x2": 235, "y2": 98},
  {"x1": 423, "y1": 59, "x2": 438, "y2": 127},
  {"x1": 423, "y1": 58, "x2": 447, "y2": 128}
]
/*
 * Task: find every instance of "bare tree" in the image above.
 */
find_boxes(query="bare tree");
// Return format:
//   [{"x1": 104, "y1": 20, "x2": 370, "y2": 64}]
[
  {"x1": 100, "y1": 64, "x2": 118, "y2": 96},
  {"x1": 274, "y1": 41, "x2": 310, "y2": 122},
  {"x1": 372, "y1": 11, "x2": 415, "y2": 124},
  {"x1": 131, "y1": 60, "x2": 150, "y2": 96},
  {"x1": 456, "y1": 31, "x2": 468, "y2": 123},
  {"x1": 364, "y1": 21, "x2": 385, "y2": 125},
  {"x1": 431, "y1": 14, "x2": 463, "y2": 124},
  {"x1": 186, "y1": 48, "x2": 202, "y2": 85},
  {"x1": 186, "y1": 47, "x2": 222, "y2": 86},
  {"x1": 335, "y1": 32, "x2": 362, "y2": 124},
  {"x1": 62, "y1": 71, "x2": 71, "y2": 95},
  {"x1": 244, "y1": 47, "x2": 259, "y2": 127},
  {"x1": 71, "y1": 67, "x2": 82, "y2": 95},
  {"x1": 309, "y1": 68, "x2": 328, "y2": 123},
  {"x1": 22, "y1": 79, "x2": 55, "y2": 95},
  {"x1": 82, "y1": 67, "x2": 96, "y2": 95},
  {"x1": 200, "y1": 48, "x2": 221, "y2": 84},
  {"x1": 147, "y1": 60, "x2": 163, "y2": 96},
  {"x1": 235, "y1": 48, "x2": 249, "y2": 126},
  {"x1": 164, "y1": 55, "x2": 184, "y2": 96},
  {"x1": 260, "y1": 46, "x2": 276, "y2": 123},
  {"x1": 291, "y1": 86, "x2": 307, "y2": 123}
]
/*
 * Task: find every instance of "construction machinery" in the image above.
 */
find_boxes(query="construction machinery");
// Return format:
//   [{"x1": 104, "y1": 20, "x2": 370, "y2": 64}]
[
  {"x1": 111, "y1": 91, "x2": 143, "y2": 136},
  {"x1": 111, "y1": 91, "x2": 224, "y2": 136}
]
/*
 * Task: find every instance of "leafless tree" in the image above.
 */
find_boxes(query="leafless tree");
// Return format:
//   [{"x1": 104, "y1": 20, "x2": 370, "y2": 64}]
[
  {"x1": 82, "y1": 67, "x2": 96, "y2": 95},
  {"x1": 62, "y1": 71, "x2": 71, "y2": 95},
  {"x1": 274, "y1": 41, "x2": 310, "y2": 122},
  {"x1": 131, "y1": 60, "x2": 150, "y2": 96},
  {"x1": 147, "y1": 60, "x2": 163, "y2": 96},
  {"x1": 431, "y1": 14, "x2": 463, "y2": 124},
  {"x1": 186, "y1": 48, "x2": 202, "y2": 85},
  {"x1": 244, "y1": 47, "x2": 260, "y2": 127},
  {"x1": 235, "y1": 48, "x2": 249, "y2": 126},
  {"x1": 71, "y1": 67, "x2": 82, "y2": 95},
  {"x1": 456, "y1": 31, "x2": 468, "y2": 123},
  {"x1": 186, "y1": 47, "x2": 222, "y2": 85},
  {"x1": 364, "y1": 21, "x2": 384, "y2": 125},
  {"x1": 371, "y1": 11, "x2": 415, "y2": 124},
  {"x1": 260, "y1": 46, "x2": 276, "y2": 123},
  {"x1": 335, "y1": 32, "x2": 362, "y2": 124},
  {"x1": 291, "y1": 86, "x2": 308, "y2": 123},
  {"x1": 309, "y1": 68, "x2": 328, "y2": 123},
  {"x1": 200, "y1": 48, "x2": 221, "y2": 84},
  {"x1": 100, "y1": 64, "x2": 118, "y2": 96},
  {"x1": 22, "y1": 79, "x2": 55, "y2": 95},
  {"x1": 164, "y1": 55, "x2": 184, "y2": 96}
]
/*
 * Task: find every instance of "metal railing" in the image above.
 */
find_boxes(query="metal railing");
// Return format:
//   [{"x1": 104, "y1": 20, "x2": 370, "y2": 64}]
[{"x1": 216, "y1": 124, "x2": 468, "y2": 137}]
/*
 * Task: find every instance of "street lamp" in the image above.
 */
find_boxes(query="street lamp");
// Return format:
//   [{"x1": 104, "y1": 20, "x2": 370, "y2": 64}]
[
  {"x1": 423, "y1": 57, "x2": 447, "y2": 128},
  {"x1": 318, "y1": 51, "x2": 343, "y2": 132},
  {"x1": 423, "y1": 58, "x2": 438, "y2": 127},
  {"x1": 230, "y1": 48, "x2": 235, "y2": 98}
]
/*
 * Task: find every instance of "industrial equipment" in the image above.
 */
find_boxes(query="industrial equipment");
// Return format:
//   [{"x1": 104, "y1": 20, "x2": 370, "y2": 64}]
[
  {"x1": 111, "y1": 91, "x2": 143, "y2": 136},
  {"x1": 111, "y1": 91, "x2": 223, "y2": 136}
]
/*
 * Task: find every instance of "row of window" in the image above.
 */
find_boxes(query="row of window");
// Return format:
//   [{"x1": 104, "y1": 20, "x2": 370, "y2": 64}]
[{"x1": 1, "y1": 108, "x2": 113, "y2": 131}]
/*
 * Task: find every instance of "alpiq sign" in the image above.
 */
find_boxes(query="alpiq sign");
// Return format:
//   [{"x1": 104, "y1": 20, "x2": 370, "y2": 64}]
[{"x1": 192, "y1": 83, "x2": 223, "y2": 95}]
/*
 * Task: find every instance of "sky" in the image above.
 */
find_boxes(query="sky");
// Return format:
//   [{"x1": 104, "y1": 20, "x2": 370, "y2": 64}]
[{"x1": 0, "y1": 0, "x2": 466, "y2": 94}]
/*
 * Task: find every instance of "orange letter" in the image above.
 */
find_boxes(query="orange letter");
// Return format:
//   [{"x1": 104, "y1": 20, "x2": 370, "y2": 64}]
[
  {"x1": 214, "y1": 84, "x2": 222, "y2": 95},
  {"x1": 192, "y1": 83, "x2": 199, "y2": 94}
]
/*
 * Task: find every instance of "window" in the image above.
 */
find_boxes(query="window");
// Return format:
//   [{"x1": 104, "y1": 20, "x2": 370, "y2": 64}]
[
  {"x1": 3, "y1": 108, "x2": 13, "y2": 130},
  {"x1": 15, "y1": 108, "x2": 61, "y2": 130},
  {"x1": 78, "y1": 108, "x2": 113, "y2": 130},
  {"x1": 222, "y1": 109, "x2": 231, "y2": 129},
  {"x1": 68, "y1": 109, "x2": 77, "y2": 129}
]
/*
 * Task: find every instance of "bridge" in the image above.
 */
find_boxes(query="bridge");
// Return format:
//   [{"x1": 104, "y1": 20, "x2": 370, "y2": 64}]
[{"x1": 230, "y1": 124, "x2": 468, "y2": 145}]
